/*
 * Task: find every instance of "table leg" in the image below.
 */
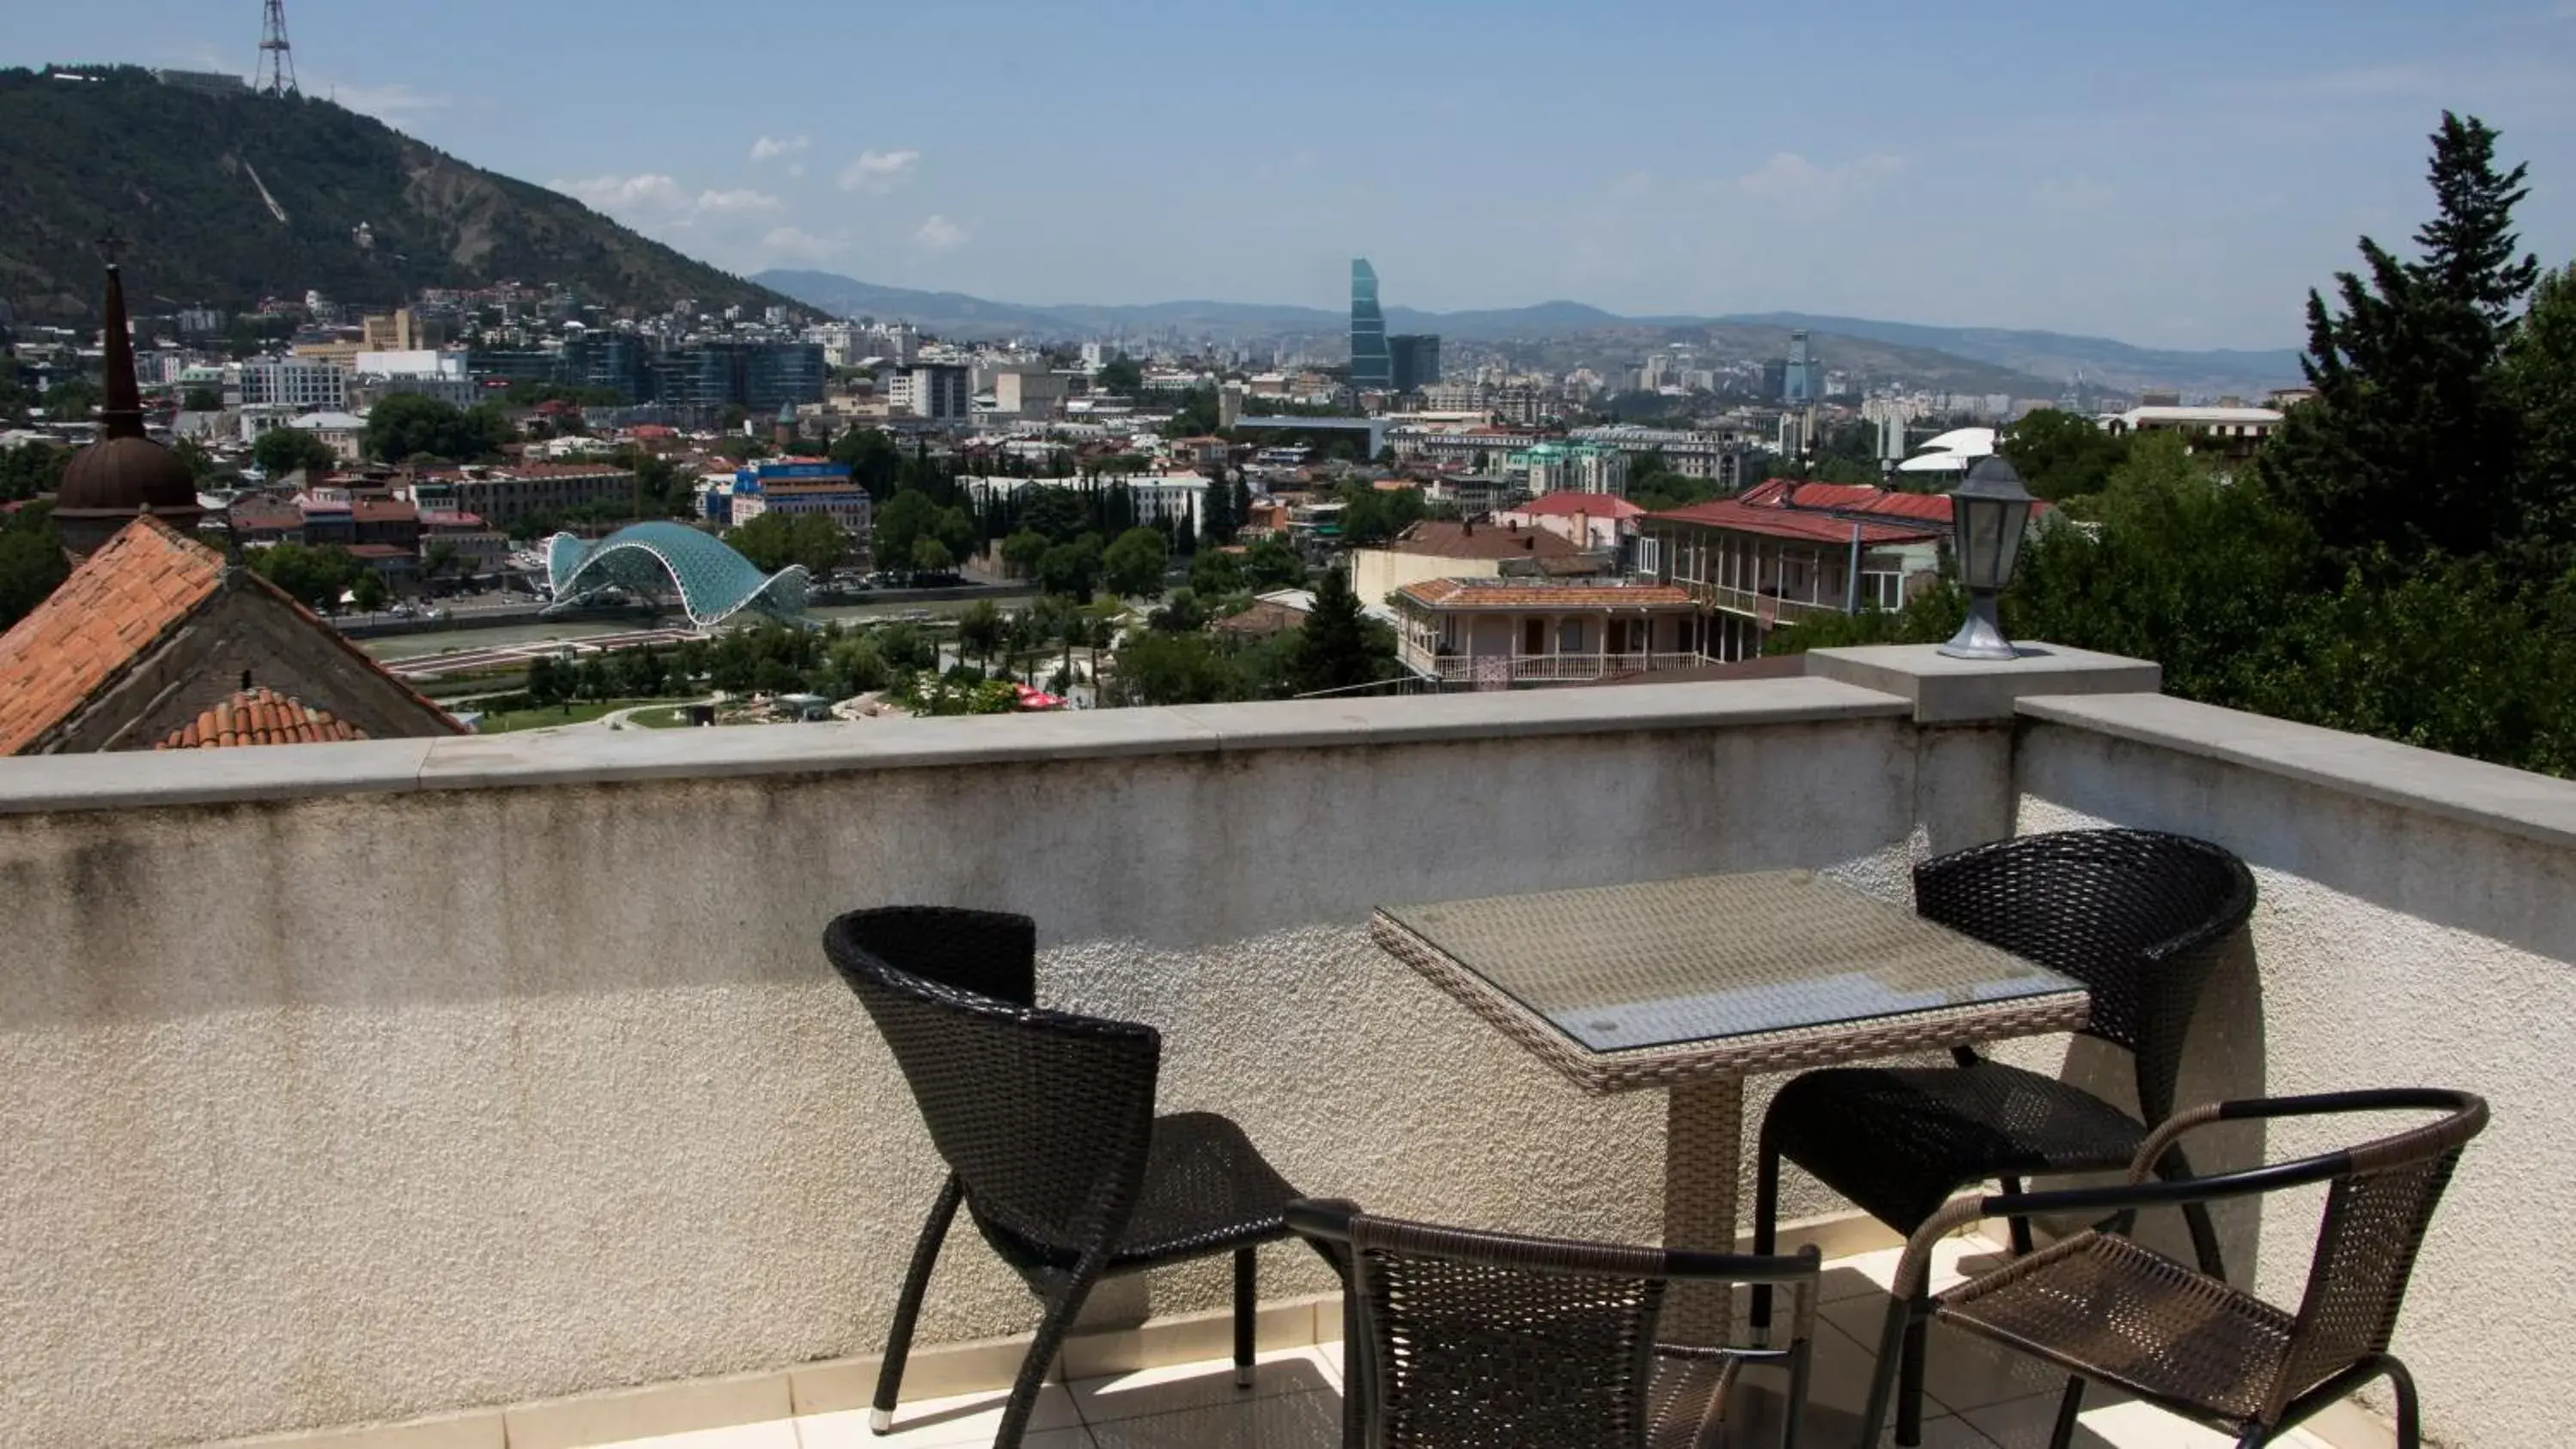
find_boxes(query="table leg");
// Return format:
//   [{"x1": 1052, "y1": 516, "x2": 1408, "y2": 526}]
[{"x1": 1662, "y1": 1075, "x2": 1744, "y2": 1348}]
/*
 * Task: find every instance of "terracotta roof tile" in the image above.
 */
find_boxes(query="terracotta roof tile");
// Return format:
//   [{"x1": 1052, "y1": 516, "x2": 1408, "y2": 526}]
[
  {"x1": 159, "y1": 688, "x2": 368, "y2": 749},
  {"x1": 1396, "y1": 579, "x2": 1695, "y2": 610},
  {"x1": 1646, "y1": 498, "x2": 1943, "y2": 545},
  {"x1": 1511, "y1": 491, "x2": 1649, "y2": 519},
  {"x1": 1379, "y1": 519, "x2": 1585, "y2": 561},
  {"x1": 0, "y1": 517, "x2": 226, "y2": 755}
]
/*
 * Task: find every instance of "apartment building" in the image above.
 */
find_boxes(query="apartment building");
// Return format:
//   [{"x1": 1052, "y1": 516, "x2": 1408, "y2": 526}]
[{"x1": 1641, "y1": 479, "x2": 1952, "y2": 662}]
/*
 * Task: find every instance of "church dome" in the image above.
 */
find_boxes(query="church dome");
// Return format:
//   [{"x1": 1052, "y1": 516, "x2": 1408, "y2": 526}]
[{"x1": 53, "y1": 266, "x2": 204, "y2": 559}]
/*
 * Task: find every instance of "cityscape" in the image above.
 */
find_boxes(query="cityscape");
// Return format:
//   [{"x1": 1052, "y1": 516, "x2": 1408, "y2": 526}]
[{"x1": 2, "y1": 5, "x2": 2574, "y2": 1449}]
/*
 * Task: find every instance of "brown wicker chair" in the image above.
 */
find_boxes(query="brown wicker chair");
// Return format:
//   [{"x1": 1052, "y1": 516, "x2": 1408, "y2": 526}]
[
  {"x1": 1751, "y1": 828, "x2": 2256, "y2": 1443},
  {"x1": 1856, "y1": 1088, "x2": 2488, "y2": 1449},
  {"x1": 1289, "y1": 1198, "x2": 1822, "y2": 1449},
  {"x1": 826, "y1": 907, "x2": 1351, "y2": 1449}
]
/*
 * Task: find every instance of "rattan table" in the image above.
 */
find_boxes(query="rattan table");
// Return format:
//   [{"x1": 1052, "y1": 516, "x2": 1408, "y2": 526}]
[{"x1": 1371, "y1": 869, "x2": 2091, "y2": 1348}]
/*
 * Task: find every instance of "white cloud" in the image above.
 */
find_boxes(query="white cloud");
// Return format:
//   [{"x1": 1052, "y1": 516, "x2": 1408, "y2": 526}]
[
  {"x1": 559, "y1": 173, "x2": 687, "y2": 210},
  {"x1": 1735, "y1": 152, "x2": 1905, "y2": 210},
  {"x1": 321, "y1": 81, "x2": 452, "y2": 119},
  {"x1": 750, "y1": 134, "x2": 811, "y2": 163},
  {"x1": 914, "y1": 215, "x2": 969, "y2": 252},
  {"x1": 840, "y1": 149, "x2": 922, "y2": 193},
  {"x1": 787, "y1": 163, "x2": 807, "y2": 179},
  {"x1": 553, "y1": 175, "x2": 779, "y2": 222},
  {"x1": 761, "y1": 227, "x2": 846, "y2": 264},
  {"x1": 693, "y1": 188, "x2": 782, "y2": 215}
]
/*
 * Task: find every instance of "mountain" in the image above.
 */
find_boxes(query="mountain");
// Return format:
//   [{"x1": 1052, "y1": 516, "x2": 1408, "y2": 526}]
[
  {"x1": 756, "y1": 269, "x2": 2287, "y2": 394},
  {"x1": 1718, "y1": 312, "x2": 2305, "y2": 395},
  {"x1": 0, "y1": 65, "x2": 799, "y2": 324}
]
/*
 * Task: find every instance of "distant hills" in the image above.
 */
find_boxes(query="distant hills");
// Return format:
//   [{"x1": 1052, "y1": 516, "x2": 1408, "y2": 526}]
[
  {"x1": 759, "y1": 270, "x2": 2305, "y2": 395},
  {"x1": 0, "y1": 65, "x2": 799, "y2": 324}
]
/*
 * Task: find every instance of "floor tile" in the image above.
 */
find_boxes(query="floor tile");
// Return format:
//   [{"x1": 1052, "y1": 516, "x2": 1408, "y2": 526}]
[
  {"x1": 1826, "y1": 1234, "x2": 2014, "y2": 1302},
  {"x1": 1081, "y1": 1388, "x2": 1341, "y2": 1448},
  {"x1": 587, "y1": 1425, "x2": 798, "y2": 1449},
  {"x1": 795, "y1": 1385, "x2": 1083, "y2": 1447},
  {"x1": 1821, "y1": 1296, "x2": 2074, "y2": 1417},
  {"x1": 1959, "y1": 1393, "x2": 2336, "y2": 1449},
  {"x1": 1071, "y1": 1347, "x2": 1337, "y2": 1425}
]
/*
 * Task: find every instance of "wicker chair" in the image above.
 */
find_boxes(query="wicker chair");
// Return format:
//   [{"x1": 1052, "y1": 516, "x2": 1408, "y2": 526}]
[
  {"x1": 1856, "y1": 1088, "x2": 2488, "y2": 1449},
  {"x1": 1749, "y1": 828, "x2": 2256, "y2": 1444},
  {"x1": 1289, "y1": 1198, "x2": 1822, "y2": 1449},
  {"x1": 826, "y1": 907, "x2": 1348, "y2": 1448}
]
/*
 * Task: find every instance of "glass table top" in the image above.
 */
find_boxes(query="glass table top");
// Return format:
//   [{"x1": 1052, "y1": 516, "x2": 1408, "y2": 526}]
[{"x1": 1376, "y1": 870, "x2": 2085, "y2": 1054}]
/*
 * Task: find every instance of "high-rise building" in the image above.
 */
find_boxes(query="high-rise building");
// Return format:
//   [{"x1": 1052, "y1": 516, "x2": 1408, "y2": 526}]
[
  {"x1": 1349, "y1": 259, "x2": 1392, "y2": 393},
  {"x1": 1784, "y1": 330, "x2": 1822, "y2": 405},
  {"x1": 1388, "y1": 334, "x2": 1442, "y2": 394}
]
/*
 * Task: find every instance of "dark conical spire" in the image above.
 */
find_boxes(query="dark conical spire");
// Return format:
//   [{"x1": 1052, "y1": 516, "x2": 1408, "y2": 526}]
[
  {"x1": 97, "y1": 264, "x2": 146, "y2": 441},
  {"x1": 54, "y1": 263, "x2": 205, "y2": 561}
]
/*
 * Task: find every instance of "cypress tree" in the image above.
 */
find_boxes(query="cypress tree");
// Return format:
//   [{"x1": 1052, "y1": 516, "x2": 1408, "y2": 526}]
[{"x1": 2266, "y1": 112, "x2": 2538, "y2": 564}]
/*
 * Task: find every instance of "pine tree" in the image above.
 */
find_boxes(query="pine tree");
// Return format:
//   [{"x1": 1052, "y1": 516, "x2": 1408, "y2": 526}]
[
  {"x1": 1292, "y1": 566, "x2": 1377, "y2": 694},
  {"x1": 2267, "y1": 112, "x2": 2538, "y2": 565}
]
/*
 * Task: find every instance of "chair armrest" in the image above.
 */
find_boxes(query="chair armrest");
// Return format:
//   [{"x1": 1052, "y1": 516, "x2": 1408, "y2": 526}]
[
  {"x1": 2124, "y1": 1088, "x2": 2486, "y2": 1183},
  {"x1": 1886, "y1": 1088, "x2": 2488, "y2": 1300}
]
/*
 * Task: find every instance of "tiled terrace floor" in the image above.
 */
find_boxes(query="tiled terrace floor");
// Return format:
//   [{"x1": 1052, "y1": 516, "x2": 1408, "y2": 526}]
[{"x1": 591, "y1": 1236, "x2": 2346, "y2": 1449}]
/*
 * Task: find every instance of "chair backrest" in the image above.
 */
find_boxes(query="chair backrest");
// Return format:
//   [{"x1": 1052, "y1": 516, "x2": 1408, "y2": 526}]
[
  {"x1": 2265, "y1": 1093, "x2": 2488, "y2": 1422},
  {"x1": 825, "y1": 906, "x2": 1160, "y2": 1264},
  {"x1": 1915, "y1": 828, "x2": 2255, "y2": 1121},
  {"x1": 1293, "y1": 1204, "x2": 1817, "y2": 1449}
]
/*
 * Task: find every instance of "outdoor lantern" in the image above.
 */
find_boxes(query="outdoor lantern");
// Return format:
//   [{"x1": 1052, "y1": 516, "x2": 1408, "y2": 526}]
[{"x1": 1938, "y1": 453, "x2": 2035, "y2": 660}]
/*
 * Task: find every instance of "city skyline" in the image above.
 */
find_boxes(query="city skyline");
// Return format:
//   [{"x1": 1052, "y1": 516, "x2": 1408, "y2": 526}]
[{"x1": 3, "y1": 1, "x2": 2573, "y2": 349}]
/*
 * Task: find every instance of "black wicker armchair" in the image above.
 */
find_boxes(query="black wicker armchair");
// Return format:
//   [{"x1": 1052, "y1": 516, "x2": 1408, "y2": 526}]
[
  {"x1": 826, "y1": 907, "x2": 1346, "y2": 1448},
  {"x1": 1289, "y1": 1198, "x2": 1821, "y2": 1449},
  {"x1": 1748, "y1": 828, "x2": 2257, "y2": 1445},
  {"x1": 1856, "y1": 1088, "x2": 2488, "y2": 1449}
]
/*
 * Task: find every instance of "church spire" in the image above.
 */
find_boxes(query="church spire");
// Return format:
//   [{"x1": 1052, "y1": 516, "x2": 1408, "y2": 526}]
[{"x1": 96, "y1": 264, "x2": 146, "y2": 442}]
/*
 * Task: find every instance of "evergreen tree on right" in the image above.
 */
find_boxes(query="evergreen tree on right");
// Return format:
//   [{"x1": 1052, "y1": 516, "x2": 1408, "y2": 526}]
[
  {"x1": 2266, "y1": 112, "x2": 2540, "y2": 568},
  {"x1": 1291, "y1": 566, "x2": 1379, "y2": 695}
]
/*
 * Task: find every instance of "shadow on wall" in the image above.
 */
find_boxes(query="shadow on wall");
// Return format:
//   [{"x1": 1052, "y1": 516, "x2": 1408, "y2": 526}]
[{"x1": 2015, "y1": 725, "x2": 2576, "y2": 967}]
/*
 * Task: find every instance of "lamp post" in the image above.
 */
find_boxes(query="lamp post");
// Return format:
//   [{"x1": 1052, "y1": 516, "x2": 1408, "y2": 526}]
[{"x1": 1937, "y1": 453, "x2": 2036, "y2": 660}]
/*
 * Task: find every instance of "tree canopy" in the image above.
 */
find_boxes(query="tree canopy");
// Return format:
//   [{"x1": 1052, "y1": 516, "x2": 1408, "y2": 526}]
[
  {"x1": 252, "y1": 426, "x2": 338, "y2": 480},
  {"x1": 726, "y1": 511, "x2": 848, "y2": 574},
  {"x1": 364, "y1": 393, "x2": 511, "y2": 464}
]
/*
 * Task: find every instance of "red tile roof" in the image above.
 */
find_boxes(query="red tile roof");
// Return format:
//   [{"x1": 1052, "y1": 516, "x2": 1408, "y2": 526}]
[
  {"x1": 1396, "y1": 579, "x2": 1695, "y2": 609},
  {"x1": 0, "y1": 517, "x2": 228, "y2": 755},
  {"x1": 1736, "y1": 478, "x2": 1958, "y2": 523},
  {"x1": 159, "y1": 688, "x2": 368, "y2": 749},
  {"x1": 1646, "y1": 498, "x2": 1942, "y2": 545},
  {"x1": 1512, "y1": 491, "x2": 1649, "y2": 519},
  {"x1": 350, "y1": 499, "x2": 418, "y2": 523},
  {"x1": 1380, "y1": 519, "x2": 1585, "y2": 560}
]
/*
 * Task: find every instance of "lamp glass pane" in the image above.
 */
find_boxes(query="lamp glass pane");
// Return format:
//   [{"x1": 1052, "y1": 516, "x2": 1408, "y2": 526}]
[
  {"x1": 1958, "y1": 495, "x2": 2005, "y2": 589},
  {"x1": 1993, "y1": 499, "x2": 2032, "y2": 588}
]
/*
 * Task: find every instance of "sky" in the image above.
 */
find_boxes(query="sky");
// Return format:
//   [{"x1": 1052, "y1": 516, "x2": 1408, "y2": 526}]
[{"x1": 9, "y1": 1, "x2": 2576, "y2": 349}]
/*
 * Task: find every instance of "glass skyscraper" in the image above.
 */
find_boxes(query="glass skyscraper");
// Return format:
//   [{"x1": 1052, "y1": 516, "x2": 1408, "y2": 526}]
[{"x1": 1349, "y1": 258, "x2": 1393, "y2": 393}]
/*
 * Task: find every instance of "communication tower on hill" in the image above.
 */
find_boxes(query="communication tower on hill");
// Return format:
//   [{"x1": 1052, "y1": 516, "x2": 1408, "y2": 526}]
[{"x1": 256, "y1": 0, "x2": 299, "y2": 97}]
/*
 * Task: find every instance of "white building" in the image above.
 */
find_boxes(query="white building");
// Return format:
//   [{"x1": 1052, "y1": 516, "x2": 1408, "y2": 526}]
[
  {"x1": 890, "y1": 364, "x2": 971, "y2": 423},
  {"x1": 960, "y1": 473, "x2": 1211, "y2": 534},
  {"x1": 239, "y1": 355, "x2": 349, "y2": 412}
]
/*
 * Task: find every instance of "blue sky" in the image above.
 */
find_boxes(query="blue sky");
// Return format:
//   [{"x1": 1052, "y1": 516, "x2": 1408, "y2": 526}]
[{"x1": 9, "y1": 1, "x2": 2575, "y2": 349}]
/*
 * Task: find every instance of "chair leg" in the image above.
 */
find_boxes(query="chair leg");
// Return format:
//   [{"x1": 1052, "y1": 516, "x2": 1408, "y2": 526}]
[
  {"x1": 1897, "y1": 1318, "x2": 1929, "y2": 1446},
  {"x1": 1856, "y1": 1291, "x2": 1917, "y2": 1449},
  {"x1": 2000, "y1": 1174, "x2": 2035, "y2": 1258},
  {"x1": 1780, "y1": 1335, "x2": 1813, "y2": 1449},
  {"x1": 1750, "y1": 1133, "x2": 1783, "y2": 1343},
  {"x1": 871, "y1": 1173, "x2": 963, "y2": 1434},
  {"x1": 998, "y1": 1255, "x2": 1112, "y2": 1449},
  {"x1": 2384, "y1": 1357, "x2": 2422, "y2": 1449},
  {"x1": 1233, "y1": 1246, "x2": 1257, "y2": 1387},
  {"x1": 2048, "y1": 1377, "x2": 2086, "y2": 1449}
]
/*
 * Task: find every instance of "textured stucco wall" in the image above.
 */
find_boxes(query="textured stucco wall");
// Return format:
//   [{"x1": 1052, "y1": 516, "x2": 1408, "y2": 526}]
[
  {"x1": 0, "y1": 696, "x2": 1969, "y2": 1447},
  {"x1": 2016, "y1": 709, "x2": 2576, "y2": 1449}
]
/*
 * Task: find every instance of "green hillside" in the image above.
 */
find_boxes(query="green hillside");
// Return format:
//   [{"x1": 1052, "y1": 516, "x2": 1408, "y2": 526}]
[{"x1": 0, "y1": 65, "x2": 798, "y2": 324}]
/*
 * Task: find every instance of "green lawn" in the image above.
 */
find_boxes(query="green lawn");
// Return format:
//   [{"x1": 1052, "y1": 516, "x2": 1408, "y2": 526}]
[
  {"x1": 467, "y1": 698, "x2": 661, "y2": 733},
  {"x1": 628, "y1": 706, "x2": 698, "y2": 729}
]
